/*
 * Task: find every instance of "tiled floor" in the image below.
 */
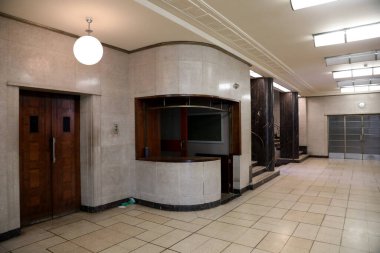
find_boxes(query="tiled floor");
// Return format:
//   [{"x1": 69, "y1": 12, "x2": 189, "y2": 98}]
[{"x1": 1, "y1": 158, "x2": 380, "y2": 253}]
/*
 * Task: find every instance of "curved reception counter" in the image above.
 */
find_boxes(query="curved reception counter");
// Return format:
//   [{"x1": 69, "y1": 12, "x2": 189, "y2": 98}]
[{"x1": 135, "y1": 157, "x2": 221, "y2": 211}]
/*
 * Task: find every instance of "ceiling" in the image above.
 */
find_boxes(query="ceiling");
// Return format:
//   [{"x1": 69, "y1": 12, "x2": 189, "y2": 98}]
[{"x1": 0, "y1": 0, "x2": 379, "y2": 96}]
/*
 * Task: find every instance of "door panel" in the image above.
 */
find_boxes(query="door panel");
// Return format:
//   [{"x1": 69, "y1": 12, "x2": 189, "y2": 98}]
[
  {"x1": 20, "y1": 91, "x2": 80, "y2": 226},
  {"x1": 52, "y1": 96, "x2": 80, "y2": 216},
  {"x1": 20, "y1": 92, "x2": 52, "y2": 226}
]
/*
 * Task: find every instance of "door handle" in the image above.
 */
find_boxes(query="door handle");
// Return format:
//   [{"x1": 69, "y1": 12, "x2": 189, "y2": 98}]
[{"x1": 52, "y1": 137, "x2": 56, "y2": 163}]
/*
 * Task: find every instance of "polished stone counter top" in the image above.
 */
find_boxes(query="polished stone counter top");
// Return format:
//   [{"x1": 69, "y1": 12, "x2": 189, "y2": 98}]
[{"x1": 137, "y1": 156, "x2": 220, "y2": 163}]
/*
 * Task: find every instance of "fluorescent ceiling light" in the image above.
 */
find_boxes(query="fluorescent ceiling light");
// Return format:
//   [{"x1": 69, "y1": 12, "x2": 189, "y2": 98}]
[
  {"x1": 352, "y1": 68, "x2": 373, "y2": 77},
  {"x1": 346, "y1": 23, "x2": 380, "y2": 42},
  {"x1": 369, "y1": 85, "x2": 380, "y2": 91},
  {"x1": 273, "y1": 82, "x2": 291, "y2": 92},
  {"x1": 250, "y1": 70, "x2": 263, "y2": 78},
  {"x1": 333, "y1": 70, "x2": 351, "y2": 79},
  {"x1": 341, "y1": 87, "x2": 354, "y2": 93},
  {"x1": 314, "y1": 22, "x2": 380, "y2": 47},
  {"x1": 291, "y1": 0, "x2": 337, "y2": 10},
  {"x1": 333, "y1": 67, "x2": 380, "y2": 80},
  {"x1": 314, "y1": 30, "x2": 345, "y2": 47},
  {"x1": 325, "y1": 50, "x2": 379, "y2": 66},
  {"x1": 354, "y1": 86, "x2": 369, "y2": 92}
]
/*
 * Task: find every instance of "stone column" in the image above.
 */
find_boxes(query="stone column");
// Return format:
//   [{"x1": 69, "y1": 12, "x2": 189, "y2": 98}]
[
  {"x1": 280, "y1": 92, "x2": 299, "y2": 159},
  {"x1": 251, "y1": 78, "x2": 275, "y2": 171}
]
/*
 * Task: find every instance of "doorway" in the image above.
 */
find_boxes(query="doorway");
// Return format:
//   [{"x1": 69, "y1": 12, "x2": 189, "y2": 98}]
[
  {"x1": 19, "y1": 90, "x2": 80, "y2": 226},
  {"x1": 328, "y1": 114, "x2": 380, "y2": 160}
]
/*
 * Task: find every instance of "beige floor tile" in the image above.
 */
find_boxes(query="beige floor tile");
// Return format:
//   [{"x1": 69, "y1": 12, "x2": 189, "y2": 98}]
[
  {"x1": 326, "y1": 206, "x2": 346, "y2": 217},
  {"x1": 197, "y1": 221, "x2": 248, "y2": 242},
  {"x1": 344, "y1": 218, "x2": 368, "y2": 234},
  {"x1": 316, "y1": 226, "x2": 342, "y2": 245},
  {"x1": 136, "y1": 213, "x2": 171, "y2": 224},
  {"x1": 97, "y1": 214, "x2": 146, "y2": 227},
  {"x1": 293, "y1": 223, "x2": 319, "y2": 240},
  {"x1": 302, "y1": 212, "x2": 324, "y2": 225},
  {"x1": 224, "y1": 211, "x2": 261, "y2": 222},
  {"x1": 339, "y1": 246, "x2": 368, "y2": 253},
  {"x1": 164, "y1": 219, "x2": 202, "y2": 232},
  {"x1": 151, "y1": 229, "x2": 191, "y2": 248},
  {"x1": 71, "y1": 228, "x2": 131, "y2": 252},
  {"x1": 275, "y1": 200, "x2": 296, "y2": 209},
  {"x1": 367, "y1": 221, "x2": 380, "y2": 236},
  {"x1": 107, "y1": 222, "x2": 146, "y2": 236},
  {"x1": 256, "y1": 232, "x2": 289, "y2": 253},
  {"x1": 330, "y1": 199, "x2": 348, "y2": 208},
  {"x1": 221, "y1": 243, "x2": 253, "y2": 253},
  {"x1": 49, "y1": 220, "x2": 102, "y2": 240},
  {"x1": 264, "y1": 208, "x2": 288, "y2": 219},
  {"x1": 234, "y1": 204, "x2": 271, "y2": 216},
  {"x1": 346, "y1": 208, "x2": 366, "y2": 220},
  {"x1": 136, "y1": 231, "x2": 163, "y2": 242},
  {"x1": 369, "y1": 234, "x2": 380, "y2": 253},
  {"x1": 309, "y1": 204, "x2": 329, "y2": 214},
  {"x1": 136, "y1": 221, "x2": 174, "y2": 234},
  {"x1": 118, "y1": 238, "x2": 146, "y2": 252},
  {"x1": 161, "y1": 250, "x2": 177, "y2": 253},
  {"x1": 35, "y1": 236, "x2": 66, "y2": 248},
  {"x1": 321, "y1": 215, "x2": 344, "y2": 229},
  {"x1": 49, "y1": 241, "x2": 92, "y2": 253},
  {"x1": 191, "y1": 218, "x2": 213, "y2": 226},
  {"x1": 310, "y1": 241, "x2": 339, "y2": 253},
  {"x1": 170, "y1": 234, "x2": 211, "y2": 252},
  {"x1": 12, "y1": 244, "x2": 51, "y2": 253},
  {"x1": 253, "y1": 217, "x2": 298, "y2": 235},
  {"x1": 125, "y1": 210, "x2": 145, "y2": 217},
  {"x1": 291, "y1": 203, "x2": 311, "y2": 212},
  {"x1": 281, "y1": 236, "x2": 313, "y2": 253},
  {"x1": 192, "y1": 238, "x2": 230, "y2": 253},
  {"x1": 217, "y1": 215, "x2": 256, "y2": 227},
  {"x1": 233, "y1": 228, "x2": 267, "y2": 247},
  {"x1": 0, "y1": 228, "x2": 54, "y2": 251},
  {"x1": 251, "y1": 249, "x2": 271, "y2": 253},
  {"x1": 247, "y1": 197, "x2": 280, "y2": 207},
  {"x1": 130, "y1": 243, "x2": 164, "y2": 253},
  {"x1": 341, "y1": 230, "x2": 369, "y2": 251}
]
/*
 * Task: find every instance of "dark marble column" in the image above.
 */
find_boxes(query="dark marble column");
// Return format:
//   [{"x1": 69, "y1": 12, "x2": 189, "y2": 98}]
[
  {"x1": 251, "y1": 78, "x2": 275, "y2": 171},
  {"x1": 280, "y1": 92, "x2": 299, "y2": 159}
]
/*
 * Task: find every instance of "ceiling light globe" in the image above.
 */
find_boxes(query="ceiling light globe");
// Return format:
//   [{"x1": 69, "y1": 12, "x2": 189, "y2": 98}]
[{"x1": 73, "y1": 35, "x2": 103, "y2": 65}]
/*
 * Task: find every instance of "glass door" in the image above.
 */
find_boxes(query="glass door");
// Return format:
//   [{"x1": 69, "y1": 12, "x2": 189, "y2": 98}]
[{"x1": 328, "y1": 114, "x2": 380, "y2": 160}]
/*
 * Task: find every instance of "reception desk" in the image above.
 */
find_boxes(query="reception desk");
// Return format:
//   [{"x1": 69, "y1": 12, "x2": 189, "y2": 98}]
[{"x1": 135, "y1": 157, "x2": 221, "y2": 210}]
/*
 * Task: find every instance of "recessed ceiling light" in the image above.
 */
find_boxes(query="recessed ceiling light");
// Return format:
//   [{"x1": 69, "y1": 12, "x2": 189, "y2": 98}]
[
  {"x1": 352, "y1": 68, "x2": 373, "y2": 77},
  {"x1": 290, "y1": 0, "x2": 337, "y2": 10},
  {"x1": 369, "y1": 85, "x2": 380, "y2": 91},
  {"x1": 314, "y1": 22, "x2": 380, "y2": 47},
  {"x1": 341, "y1": 87, "x2": 354, "y2": 93}
]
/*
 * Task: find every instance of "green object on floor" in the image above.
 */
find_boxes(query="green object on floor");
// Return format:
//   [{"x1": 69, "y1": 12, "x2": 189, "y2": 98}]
[{"x1": 120, "y1": 198, "x2": 136, "y2": 207}]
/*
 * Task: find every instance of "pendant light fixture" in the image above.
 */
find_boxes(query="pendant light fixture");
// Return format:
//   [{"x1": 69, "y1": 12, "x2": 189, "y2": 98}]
[{"x1": 73, "y1": 17, "x2": 103, "y2": 65}]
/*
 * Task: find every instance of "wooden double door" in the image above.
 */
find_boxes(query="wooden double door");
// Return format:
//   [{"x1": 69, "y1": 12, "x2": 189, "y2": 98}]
[{"x1": 20, "y1": 91, "x2": 80, "y2": 226}]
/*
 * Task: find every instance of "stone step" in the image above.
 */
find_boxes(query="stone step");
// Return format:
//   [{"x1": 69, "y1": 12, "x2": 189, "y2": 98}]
[
  {"x1": 251, "y1": 166, "x2": 266, "y2": 178},
  {"x1": 250, "y1": 170, "x2": 280, "y2": 190}
]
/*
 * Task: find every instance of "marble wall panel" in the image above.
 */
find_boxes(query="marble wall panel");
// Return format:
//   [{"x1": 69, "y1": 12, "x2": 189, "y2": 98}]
[
  {"x1": 155, "y1": 60, "x2": 179, "y2": 95},
  {"x1": 178, "y1": 60, "x2": 203, "y2": 94},
  {"x1": 179, "y1": 162, "x2": 204, "y2": 197},
  {"x1": 156, "y1": 163, "x2": 180, "y2": 204}
]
